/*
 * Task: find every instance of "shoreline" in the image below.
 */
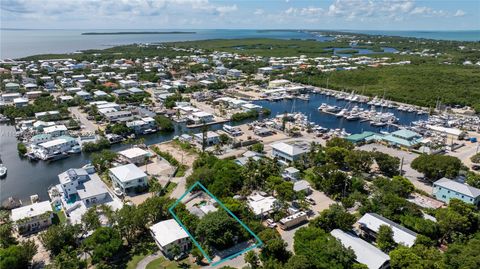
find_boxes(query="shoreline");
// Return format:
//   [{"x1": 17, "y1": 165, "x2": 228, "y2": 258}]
[
  {"x1": 2, "y1": 29, "x2": 479, "y2": 60},
  {"x1": 81, "y1": 31, "x2": 196, "y2": 35}
]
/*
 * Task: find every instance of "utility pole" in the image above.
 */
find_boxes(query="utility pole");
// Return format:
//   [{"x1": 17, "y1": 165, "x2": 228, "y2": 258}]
[{"x1": 400, "y1": 157, "x2": 404, "y2": 176}]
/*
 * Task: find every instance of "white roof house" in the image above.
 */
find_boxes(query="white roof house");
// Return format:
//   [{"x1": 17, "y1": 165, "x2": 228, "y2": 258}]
[
  {"x1": 39, "y1": 138, "x2": 70, "y2": 149},
  {"x1": 149, "y1": 219, "x2": 189, "y2": 248},
  {"x1": 76, "y1": 176, "x2": 110, "y2": 201},
  {"x1": 118, "y1": 147, "x2": 150, "y2": 164},
  {"x1": 11, "y1": 201, "x2": 52, "y2": 222},
  {"x1": 119, "y1": 147, "x2": 149, "y2": 160},
  {"x1": 109, "y1": 163, "x2": 147, "y2": 184},
  {"x1": 35, "y1": 111, "x2": 60, "y2": 119},
  {"x1": 247, "y1": 193, "x2": 279, "y2": 216},
  {"x1": 331, "y1": 229, "x2": 390, "y2": 269},
  {"x1": 293, "y1": 180, "x2": 311, "y2": 193},
  {"x1": 271, "y1": 142, "x2": 309, "y2": 162},
  {"x1": 43, "y1": 124, "x2": 67, "y2": 135},
  {"x1": 358, "y1": 213, "x2": 418, "y2": 247}
]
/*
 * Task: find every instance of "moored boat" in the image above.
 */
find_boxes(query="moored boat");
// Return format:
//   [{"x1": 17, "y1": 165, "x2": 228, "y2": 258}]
[{"x1": 0, "y1": 164, "x2": 7, "y2": 178}]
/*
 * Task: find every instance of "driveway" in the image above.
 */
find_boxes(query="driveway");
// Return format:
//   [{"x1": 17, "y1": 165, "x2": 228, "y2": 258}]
[
  {"x1": 445, "y1": 136, "x2": 480, "y2": 171},
  {"x1": 277, "y1": 225, "x2": 304, "y2": 252},
  {"x1": 136, "y1": 251, "x2": 163, "y2": 269},
  {"x1": 359, "y1": 143, "x2": 432, "y2": 193},
  {"x1": 309, "y1": 189, "x2": 336, "y2": 217},
  {"x1": 169, "y1": 168, "x2": 193, "y2": 200},
  {"x1": 69, "y1": 106, "x2": 97, "y2": 133}
]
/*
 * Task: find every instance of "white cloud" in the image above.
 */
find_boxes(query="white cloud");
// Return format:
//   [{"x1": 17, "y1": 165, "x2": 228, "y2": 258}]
[
  {"x1": 454, "y1": 9, "x2": 466, "y2": 17},
  {"x1": 215, "y1": 4, "x2": 238, "y2": 15},
  {"x1": 285, "y1": 7, "x2": 323, "y2": 16},
  {"x1": 254, "y1": 9, "x2": 264, "y2": 16},
  {"x1": 1, "y1": 0, "x2": 237, "y2": 18}
]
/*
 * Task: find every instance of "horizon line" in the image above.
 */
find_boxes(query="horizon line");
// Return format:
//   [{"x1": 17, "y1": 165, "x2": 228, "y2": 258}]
[{"x1": 2, "y1": 28, "x2": 479, "y2": 32}]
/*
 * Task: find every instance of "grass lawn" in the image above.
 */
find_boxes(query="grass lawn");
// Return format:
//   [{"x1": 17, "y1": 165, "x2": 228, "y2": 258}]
[
  {"x1": 126, "y1": 253, "x2": 148, "y2": 269},
  {"x1": 165, "y1": 182, "x2": 178, "y2": 195},
  {"x1": 174, "y1": 165, "x2": 188, "y2": 177},
  {"x1": 146, "y1": 257, "x2": 201, "y2": 269},
  {"x1": 51, "y1": 209, "x2": 67, "y2": 225}
]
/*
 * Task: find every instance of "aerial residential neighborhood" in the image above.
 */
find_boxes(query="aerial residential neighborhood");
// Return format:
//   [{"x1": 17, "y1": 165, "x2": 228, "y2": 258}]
[{"x1": 1, "y1": 1, "x2": 480, "y2": 269}]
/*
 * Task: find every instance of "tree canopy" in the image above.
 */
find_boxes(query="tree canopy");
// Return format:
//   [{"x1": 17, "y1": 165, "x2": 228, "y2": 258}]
[{"x1": 411, "y1": 154, "x2": 463, "y2": 181}]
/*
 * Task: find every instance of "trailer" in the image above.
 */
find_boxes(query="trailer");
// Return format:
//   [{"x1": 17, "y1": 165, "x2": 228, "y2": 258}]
[{"x1": 279, "y1": 211, "x2": 308, "y2": 230}]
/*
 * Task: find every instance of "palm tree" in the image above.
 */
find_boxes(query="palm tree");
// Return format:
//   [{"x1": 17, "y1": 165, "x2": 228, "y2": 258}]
[
  {"x1": 171, "y1": 244, "x2": 181, "y2": 260},
  {"x1": 144, "y1": 156, "x2": 149, "y2": 173}
]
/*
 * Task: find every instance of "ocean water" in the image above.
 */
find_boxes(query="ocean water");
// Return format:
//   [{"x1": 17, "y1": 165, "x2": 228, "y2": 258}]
[
  {"x1": 2, "y1": 29, "x2": 479, "y2": 59},
  {"x1": 343, "y1": 30, "x2": 480, "y2": 41},
  {"x1": 0, "y1": 29, "x2": 327, "y2": 59}
]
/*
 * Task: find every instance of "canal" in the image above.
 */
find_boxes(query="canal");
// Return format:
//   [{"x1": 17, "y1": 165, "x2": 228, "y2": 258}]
[{"x1": 0, "y1": 93, "x2": 427, "y2": 204}]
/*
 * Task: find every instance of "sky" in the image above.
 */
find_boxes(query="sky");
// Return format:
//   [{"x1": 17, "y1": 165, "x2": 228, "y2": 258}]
[{"x1": 1, "y1": 0, "x2": 479, "y2": 30}]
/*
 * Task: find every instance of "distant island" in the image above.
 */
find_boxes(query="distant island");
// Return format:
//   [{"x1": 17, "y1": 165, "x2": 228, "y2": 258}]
[{"x1": 81, "y1": 31, "x2": 196, "y2": 35}]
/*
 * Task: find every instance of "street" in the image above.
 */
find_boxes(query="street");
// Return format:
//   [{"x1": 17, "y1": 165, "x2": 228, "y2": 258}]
[
  {"x1": 359, "y1": 143, "x2": 432, "y2": 193},
  {"x1": 69, "y1": 106, "x2": 98, "y2": 133}
]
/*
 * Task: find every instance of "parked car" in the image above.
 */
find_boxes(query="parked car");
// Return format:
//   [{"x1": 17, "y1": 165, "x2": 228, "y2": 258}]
[
  {"x1": 266, "y1": 218, "x2": 277, "y2": 228},
  {"x1": 306, "y1": 197, "x2": 316, "y2": 205}
]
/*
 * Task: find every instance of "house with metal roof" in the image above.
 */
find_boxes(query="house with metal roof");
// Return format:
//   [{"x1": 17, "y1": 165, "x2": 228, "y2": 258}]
[
  {"x1": 5, "y1": 82, "x2": 20, "y2": 92},
  {"x1": 345, "y1": 131, "x2": 376, "y2": 144},
  {"x1": 271, "y1": 141, "x2": 309, "y2": 163},
  {"x1": 234, "y1": 151, "x2": 263, "y2": 166},
  {"x1": 357, "y1": 213, "x2": 418, "y2": 247},
  {"x1": 149, "y1": 219, "x2": 191, "y2": 259},
  {"x1": 331, "y1": 229, "x2": 390, "y2": 269},
  {"x1": 433, "y1": 177, "x2": 480, "y2": 206},
  {"x1": 380, "y1": 129, "x2": 423, "y2": 148},
  {"x1": 109, "y1": 163, "x2": 148, "y2": 194}
]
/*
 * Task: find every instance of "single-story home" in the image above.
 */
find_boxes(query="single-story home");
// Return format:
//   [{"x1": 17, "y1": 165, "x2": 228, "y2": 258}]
[
  {"x1": 357, "y1": 213, "x2": 417, "y2": 247},
  {"x1": 331, "y1": 229, "x2": 390, "y2": 269}
]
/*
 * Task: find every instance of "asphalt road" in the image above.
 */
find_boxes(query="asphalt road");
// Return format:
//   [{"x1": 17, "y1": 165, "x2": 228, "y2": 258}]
[
  {"x1": 69, "y1": 106, "x2": 98, "y2": 133},
  {"x1": 359, "y1": 143, "x2": 432, "y2": 193}
]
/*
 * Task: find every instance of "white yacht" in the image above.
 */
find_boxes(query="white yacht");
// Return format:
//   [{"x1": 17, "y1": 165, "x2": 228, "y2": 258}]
[
  {"x1": 335, "y1": 109, "x2": 348, "y2": 117},
  {"x1": 318, "y1": 103, "x2": 328, "y2": 111},
  {"x1": 346, "y1": 112, "x2": 361, "y2": 121}
]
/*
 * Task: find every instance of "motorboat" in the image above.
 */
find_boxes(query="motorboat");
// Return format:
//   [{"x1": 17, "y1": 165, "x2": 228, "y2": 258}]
[
  {"x1": 318, "y1": 103, "x2": 328, "y2": 111},
  {"x1": 326, "y1": 105, "x2": 341, "y2": 113},
  {"x1": 0, "y1": 164, "x2": 7, "y2": 178},
  {"x1": 345, "y1": 112, "x2": 361, "y2": 121},
  {"x1": 67, "y1": 145, "x2": 81, "y2": 154},
  {"x1": 0, "y1": 114, "x2": 9, "y2": 123},
  {"x1": 335, "y1": 109, "x2": 348, "y2": 117},
  {"x1": 370, "y1": 121, "x2": 387, "y2": 127},
  {"x1": 297, "y1": 94, "x2": 310, "y2": 101}
]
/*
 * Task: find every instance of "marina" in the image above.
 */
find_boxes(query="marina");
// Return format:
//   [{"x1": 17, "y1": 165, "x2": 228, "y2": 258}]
[{"x1": 0, "y1": 93, "x2": 431, "y2": 204}]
